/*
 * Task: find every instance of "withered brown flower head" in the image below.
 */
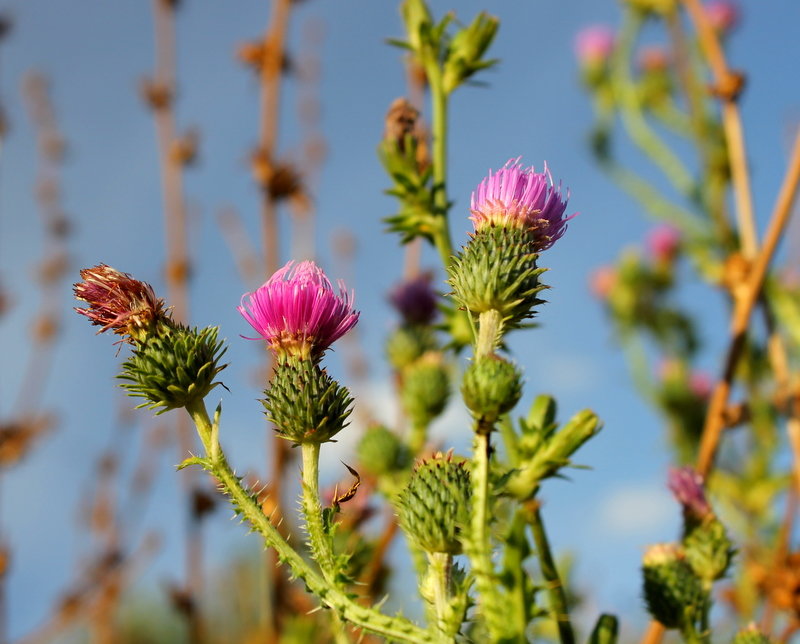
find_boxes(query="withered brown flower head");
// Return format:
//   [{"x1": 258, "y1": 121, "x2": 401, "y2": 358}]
[
  {"x1": 74, "y1": 264, "x2": 167, "y2": 340},
  {"x1": 384, "y1": 97, "x2": 420, "y2": 151}
]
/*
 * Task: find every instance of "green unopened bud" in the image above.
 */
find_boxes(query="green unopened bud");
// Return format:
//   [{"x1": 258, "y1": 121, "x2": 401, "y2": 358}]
[
  {"x1": 400, "y1": 0, "x2": 434, "y2": 58},
  {"x1": 396, "y1": 452, "x2": 471, "y2": 554},
  {"x1": 683, "y1": 516, "x2": 735, "y2": 583},
  {"x1": 731, "y1": 624, "x2": 773, "y2": 644},
  {"x1": 357, "y1": 425, "x2": 412, "y2": 477},
  {"x1": 461, "y1": 355, "x2": 522, "y2": 423},
  {"x1": 401, "y1": 353, "x2": 450, "y2": 428},
  {"x1": 588, "y1": 613, "x2": 619, "y2": 644},
  {"x1": 442, "y1": 12, "x2": 499, "y2": 94},
  {"x1": 448, "y1": 227, "x2": 547, "y2": 328},
  {"x1": 262, "y1": 359, "x2": 353, "y2": 445},
  {"x1": 642, "y1": 543, "x2": 706, "y2": 630},
  {"x1": 386, "y1": 325, "x2": 437, "y2": 370},
  {"x1": 119, "y1": 325, "x2": 227, "y2": 414}
]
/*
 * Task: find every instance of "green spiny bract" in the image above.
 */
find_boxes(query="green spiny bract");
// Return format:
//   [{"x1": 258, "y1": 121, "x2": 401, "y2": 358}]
[
  {"x1": 396, "y1": 452, "x2": 471, "y2": 554},
  {"x1": 731, "y1": 624, "x2": 774, "y2": 644},
  {"x1": 386, "y1": 325, "x2": 438, "y2": 370},
  {"x1": 448, "y1": 226, "x2": 547, "y2": 328},
  {"x1": 401, "y1": 353, "x2": 450, "y2": 428},
  {"x1": 118, "y1": 324, "x2": 227, "y2": 414},
  {"x1": 641, "y1": 543, "x2": 707, "y2": 630},
  {"x1": 461, "y1": 355, "x2": 522, "y2": 423},
  {"x1": 683, "y1": 515, "x2": 735, "y2": 583},
  {"x1": 356, "y1": 425, "x2": 412, "y2": 478},
  {"x1": 262, "y1": 359, "x2": 353, "y2": 445}
]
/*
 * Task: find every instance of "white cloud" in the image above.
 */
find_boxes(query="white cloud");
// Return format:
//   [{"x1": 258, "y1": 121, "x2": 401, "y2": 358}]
[{"x1": 594, "y1": 484, "x2": 676, "y2": 537}]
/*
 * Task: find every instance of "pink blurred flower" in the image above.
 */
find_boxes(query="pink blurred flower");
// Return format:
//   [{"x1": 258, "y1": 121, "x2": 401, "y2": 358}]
[
  {"x1": 705, "y1": 1, "x2": 740, "y2": 33},
  {"x1": 590, "y1": 266, "x2": 617, "y2": 299},
  {"x1": 238, "y1": 260, "x2": 359, "y2": 361},
  {"x1": 574, "y1": 25, "x2": 615, "y2": 65},
  {"x1": 470, "y1": 158, "x2": 574, "y2": 251},
  {"x1": 668, "y1": 466, "x2": 712, "y2": 521},
  {"x1": 647, "y1": 225, "x2": 681, "y2": 263},
  {"x1": 389, "y1": 272, "x2": 438, "y2": 325},
  {"x1": 689, "y1": 372, "x2": 713, "y2": 399}
]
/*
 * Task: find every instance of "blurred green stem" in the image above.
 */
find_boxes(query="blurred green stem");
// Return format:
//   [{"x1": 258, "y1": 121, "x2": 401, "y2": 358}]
[
  {"x1": 427, "y1": 552, "x2": 456, "y2": 640},
  {"x1": 527, "y1": 503, "x2": 575, "y2": 644},
  {"x1": 426, "y1": 62, "x2": 454, "y2": 268}
]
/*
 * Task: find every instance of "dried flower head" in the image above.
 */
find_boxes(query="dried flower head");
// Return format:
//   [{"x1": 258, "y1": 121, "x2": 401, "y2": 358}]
[
  {"x1": 74, "y1": 264, "x2": 167, "y2": 341},
  {"x1": 470, "y1": 158, "x2": 573, "y2": 251},
  {"x1": 668, "y1": 466, "x2": 712, "y2": 521},
  {"x1": 574, "y1": 25, "x2": 615, "y2": 65},
  {"x1": 638, "y1": 46, "x2": 671, "y2": 73},
  {"x1": 590, "y1": 266, "x2": 617, "y2": 299},
  {"x1": 389, "y1": 272, "x2": 438, "y2": 325},
  {"x1": 238, "y1": 260, "x2": 359, "y2": 361}
]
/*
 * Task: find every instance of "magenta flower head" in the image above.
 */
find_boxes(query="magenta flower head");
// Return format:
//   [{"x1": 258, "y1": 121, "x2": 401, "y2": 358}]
[
  {"x1": 238, "y1": 260, "x2": 359, "y2": 361},
  {"x1": 668, "y1": 466, "x2": 712, "y2": 522},
  {"x1": 705, "y1": 1, "x2": 740, "y2": 33},
  {"x1": 574, "y1": 25, "x2": 615, "y2": 66},
  {"x1": 646, "y1": 225, "x2": 681, "y2": 264},
  {"x1": 389, "y1": 272, "x2": 438, "y2": 325},
  {"x1": 470, "y1": 158, "x2": 574, "y2": 252}
]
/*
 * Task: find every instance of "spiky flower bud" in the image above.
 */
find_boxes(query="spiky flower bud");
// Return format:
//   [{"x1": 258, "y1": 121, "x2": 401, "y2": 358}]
[
  {"x1": 262, "y1": 359, "x2": 353, "y2": 445},
  {"x1": 683, "y1": 515, "x2": 735, "y2": 583},
  {"x1": 642, "y1": 543, "x2": 706, "y2": 630},
  {"x1": 357, "y1": 425, "x2": 412, "y2": 478},
  {"x1": 74, "y1": 264, "x2": 168, "y2": 342},
  {"x1": 448, "y1": 226, "x2": 547, "y2": 327},
  {"x1": 401, "y1": 353, "x2": 450, "y2": 428},
  {"x1": 396, "y1": 452, "x2": 471, "y2": 554},
  {"x1": 119, "y1": 325, "x2": 227, "y2": 414},
  {"x1": 731, "y1": 624, "x2": 773, "y2": 644},
  {"x1": 389, "y1": 272, "x2": 438, "y2": 326},
  {"x1": 461, "y1": 355, "x2": 522, "y2": 423},
  {"x1": 386, "y1": 325, "x2": 437, "y2": 370}
]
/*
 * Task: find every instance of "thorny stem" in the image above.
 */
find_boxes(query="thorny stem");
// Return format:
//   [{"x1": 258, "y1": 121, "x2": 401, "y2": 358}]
[
  {"x1": 185, "y1": 402, "x2": 442, "y2": 643},
  {"x1": 527, "y1": 503, "x2": 575, "y2": 644},
  {"x1": 426, "y1": 63, "x2": 454, "y2": 269},
  {"x1": 426, "y1": 552, "x2": 455, "y2": 640},
  {"x1": 696, "y1": 129, "x2": 800, "y2": 476}
]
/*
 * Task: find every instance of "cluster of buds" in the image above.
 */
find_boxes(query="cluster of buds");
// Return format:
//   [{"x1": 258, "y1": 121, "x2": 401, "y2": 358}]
[
  {"x1": 449, "y1": 159, "x2": 570, "y2": 331},
  {"x1": 239, "y1": 261, "x2": 359, "y2": 445},
  {"x1": 74, "y1": 265, "x2": 227, "y2": 414}
]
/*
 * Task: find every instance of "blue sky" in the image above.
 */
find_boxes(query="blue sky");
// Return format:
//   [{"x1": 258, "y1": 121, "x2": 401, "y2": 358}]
[{"x1": 2, "y1": 0, "x2": 799, "y2": 640}]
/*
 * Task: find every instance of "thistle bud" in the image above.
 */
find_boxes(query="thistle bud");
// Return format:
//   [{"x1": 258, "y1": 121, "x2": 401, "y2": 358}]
[
  {"x1": 357, "y1": 425, "x2": 412, "y2": 478},
  {"x1": 401, "y1": 353, "x2": 451, "y2": 428},
  {"x1": 668, "y1": 466, "x2": 712, "y2": 524},
  {"x1": 683, "y1": 515, "x2": 735, "y2": 583},
  {"x1": 588, "y1": 613, "x2": 619, "y2": 644},
  {"x1": 642, "y1": 543, "x2": 706, "y2": 630},
  {"x1": 389, "y1": 272, "x2": 438, "y2": 326},
  {"x1": 731, "y1": 624, "x2": 773, "y2": 644},
  {"x1": 386, "y1": 325, "x2": 438, "y2": 370},
  {"x1": 262, "y1": 359, "x2": 353, "y2": 445},
  {"x1": 461, "y1": 355, "x2": 522, "y2": 423},
  {"x1": 395, "y1": 452, "x2": 471, "y2": 554},
  {"x1": 118, "y1": 325, "x2": 227, "y2": 414}
]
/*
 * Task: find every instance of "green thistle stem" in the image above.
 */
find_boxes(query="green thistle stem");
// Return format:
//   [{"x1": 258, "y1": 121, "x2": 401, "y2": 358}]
[
  {"x1": 427, "y1": 552, "x2": 455, "y2": 640},
  {"x1": 409, "y1": 421, "x2": 428, "y2": 455},
  {"x1": 427, "y1": 62, "x2": 454, "y2": 269},
  {"x1": 527, "y1": 503, "x2": 575, "y2": 644},
  {"x1": 476, "y1": 309, "x2": 503, "y2": 357},
  {"x1": 185, "y1": 402, "x2": 441, "y2": 643}
]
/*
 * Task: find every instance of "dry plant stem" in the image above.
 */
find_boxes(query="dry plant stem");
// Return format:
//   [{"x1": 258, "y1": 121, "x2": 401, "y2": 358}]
[
  {"x1": 680, "y1": 0, "x2": 757, "y2": 258},
  {"x1": 696, "y1": 129, "x2": 800, "y2": 476},
  {"x1": 527, "y1": 504, "x2": 575, "y2": 644},
  {"x1": 149, "y1": 1, "x2": 202, "y2": 640},
  {"x1": 640, "y1": 622, "x2": 665, "y2": 644},
  {"x1": 186, "y1": 402, "x2": 442, "y2": 643},
  {"x1": 761, "y1": 490, "x2": 797, "y2": 635}
]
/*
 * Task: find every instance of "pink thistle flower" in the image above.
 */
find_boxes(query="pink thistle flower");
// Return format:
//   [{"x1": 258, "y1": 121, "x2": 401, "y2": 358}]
[
  {"x1": 238, "y1": 260, "x2": 359, "y2": 361},
  {"x1": 470, "y1": 158, "x2": 574, "y2": 251},
  {"x1": 646, "y1": 225, "x2": 681, "y2": 264},
  {"x1": 705, "y1": 1, "x2": 740, "y2": 33},
  {"x1": 638, "y1": 46, "x2": 671, "y2": 73},
  {"x1": 574, "y1": 25, "x2": 615, "y2": 65},
  {"x1": 74, "y1": 264, "x2": 167, "y2": 341},
  {"x1": 689, "y1": 372, "x2": 713, "y2": 399},
  {"x1": 389, "y1": 272, "x2": 438, "y2": 325},
  {"x1": 668, "y1": 466, "x2": 712, "y2": 521}
]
